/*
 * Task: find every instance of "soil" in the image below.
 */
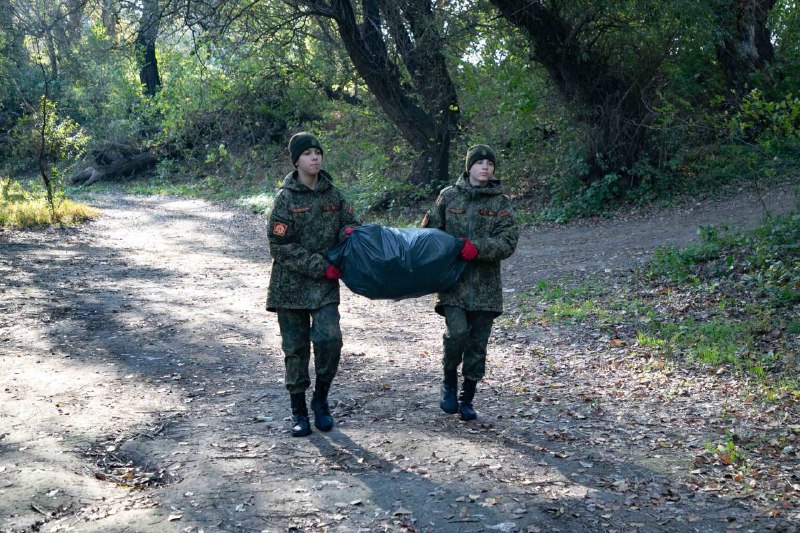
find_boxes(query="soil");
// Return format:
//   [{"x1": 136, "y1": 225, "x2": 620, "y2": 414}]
[{"x1": 1, "y1": 181, "x2": 798, "y2": 533}]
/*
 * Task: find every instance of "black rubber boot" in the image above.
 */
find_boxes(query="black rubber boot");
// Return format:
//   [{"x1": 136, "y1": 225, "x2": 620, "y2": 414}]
[
  {"x1": 311, "y1": 379, "x2": 334, "y2": 432},
  {"x1": 458, "y1": 378, "x2": 478, "y2": 421},
  {"x1": 290, "y1": 392, "x2": 312, "y2": 437},
  {"x1": 440, "y1": 371, "x2": 458, "y2": 414}
]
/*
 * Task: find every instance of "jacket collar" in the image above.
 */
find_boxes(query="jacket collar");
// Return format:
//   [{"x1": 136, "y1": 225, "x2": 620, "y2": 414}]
[
  {"x1": 281, "y1": 169, "x2": 334, "y2": 192},
  {"x1": 455, "y1": 173, "x2": 503, "y2": 195}
]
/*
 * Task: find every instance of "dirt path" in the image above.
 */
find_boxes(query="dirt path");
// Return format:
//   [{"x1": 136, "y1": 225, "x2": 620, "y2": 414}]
[{"x1": 1, "y1": 182, "x2": 797, "y2": 532}]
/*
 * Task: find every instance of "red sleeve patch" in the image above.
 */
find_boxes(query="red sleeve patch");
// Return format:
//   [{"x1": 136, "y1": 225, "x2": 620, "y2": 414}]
[
  {"x1": 499, "y1": 210, "x2": 511, "y2": 217},
  {"x1": 272, "y1": 221, "x2": 288, "y2": 236}
]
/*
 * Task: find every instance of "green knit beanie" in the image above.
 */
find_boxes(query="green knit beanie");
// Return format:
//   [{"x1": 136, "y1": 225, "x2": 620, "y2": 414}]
[
  {"x1": 465, "y1": 144, "x2": 497, "y2": 172},
  {"x1": 288, "y1": 132, "x2": 324, "y2": 165}
]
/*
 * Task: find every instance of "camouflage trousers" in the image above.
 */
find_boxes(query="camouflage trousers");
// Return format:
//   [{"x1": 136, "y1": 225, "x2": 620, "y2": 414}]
[
  {"x1": 441, "y1": 305, "x2": 495, "y2": 382},
  {"x1": 277, "y1": 304, "x2": 343, "y2": 394}
]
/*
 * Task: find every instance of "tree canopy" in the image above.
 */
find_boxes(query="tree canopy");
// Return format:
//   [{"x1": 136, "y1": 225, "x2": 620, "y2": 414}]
[{"x1": 1, "y1": 0, "x2": 798, "y2": 216}]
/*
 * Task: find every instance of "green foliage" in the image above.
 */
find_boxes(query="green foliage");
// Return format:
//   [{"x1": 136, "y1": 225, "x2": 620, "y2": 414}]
[
  {"x1": 60, "y1": 22, "x2": 154, "y2": 145},
  {"x1": 235, "y1": 193, "x2": 275, "y2": 215},
  {"x1": 455, "y1": 28, "x2": 587, "y2": 205},
  {"x1": 641, "y1": 212, "x2": 800, "y2": 376},
  {"x1": 729, "y1": 90, "x2": 800, "y2": 163},
  {"x1": 653, "y1": 318, "x2": 749, "y2": 367},
  {"x1": 546, "y1": 173, "x2": 623, "y2": 222},
  {"x1": 650, "y1": 213, "x2": 800, "y2": 305},
  {"x1": 9, "y1": 97, "x2": 89, "y2": 216},
  {"x1": 706, "y1": 431, "x2": 746, "y2": 466},
  {"x1": 509, "y1": 279, "x2": 624, "y2": 326},
  {"x1": 11, "y1": 98, "x2": 89, "y2": 173},
  {"x1": 649, "y1": 240, "x2": 725, "y2": 284},
  {"x1": 0, "y1": 176, "x2": 26, "y2": 202},
  {"x1": 306, "y1": 96, "x2": 436, "y2": 220},
  {"x1": 1, "y1": 0, "x2": 798, "y2": 221}
]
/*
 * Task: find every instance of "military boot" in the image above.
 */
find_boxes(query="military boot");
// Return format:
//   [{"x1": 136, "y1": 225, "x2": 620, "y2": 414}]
[
  {"x1": 311, "y1": 379, "x2": 334, "y2": 432},
  {"x1": 290, "y1": 392, "x2": 312, "y2": 437},
  {"x1": 440, "y1": 371, "x2": 458, "y2": 414},
  {"x1": 458, "y1": 378, "x2": 478, "y2": 421}
]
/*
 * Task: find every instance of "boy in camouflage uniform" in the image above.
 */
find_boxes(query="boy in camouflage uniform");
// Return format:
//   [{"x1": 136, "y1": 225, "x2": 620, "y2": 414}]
[
  {"x1": 422, "y1": 144, "x2": 518, "y2": 421},
  {"x1": 266, "y1": 132, "x2": 359, "y2": 437}
]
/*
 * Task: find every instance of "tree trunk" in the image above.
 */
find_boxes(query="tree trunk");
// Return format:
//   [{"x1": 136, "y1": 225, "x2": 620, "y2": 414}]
[
  {"x1": 101, "y1": 0, "x2": 118, "y2": 39},
  {"x1": 317, "y1": 0, "x2": 459, "y2": 185},
  {"x1": 136, "y1": 0, "x2": 161, "y2": 96},
  {"x1": 714, "y1": 0, "x2": 776, "y2": 97},
  {"x1": 65, "y1": 0, "x2": 83, "y2": 45},
  {"x1": 46, "y1": 30, "x2": 59, "y2": 80}
]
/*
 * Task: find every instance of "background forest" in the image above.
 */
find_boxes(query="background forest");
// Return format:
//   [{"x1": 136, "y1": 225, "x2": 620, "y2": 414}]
[
  {"x1": 0, "y1": 0, "x2": 799, "y2": 223},
  {"x1": 1, "y1": 5, "x2": 799, "y2": 528}
]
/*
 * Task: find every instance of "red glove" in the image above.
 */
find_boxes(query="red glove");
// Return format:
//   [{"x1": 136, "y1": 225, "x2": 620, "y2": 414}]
[
  {"x1": 344, "y1": 226, "x2": 355, "y2": 238},
  {"x1": 459, "y1": 238, "x2": 478, "y2": 261},
  {"x1": 324, "y1": 264, "x2": 343, "y2": 280}
]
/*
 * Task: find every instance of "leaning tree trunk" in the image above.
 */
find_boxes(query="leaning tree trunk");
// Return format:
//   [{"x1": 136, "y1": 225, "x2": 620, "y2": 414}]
[
  {"x1": 136, "y1": 0, "x2": 161, "y2": 96},
  {"x1": 323, "y1": 0, "x2": 459, "y2": 185},
  {"x1": 71, "y1": 144, "x2": 158, "y2": 186}
]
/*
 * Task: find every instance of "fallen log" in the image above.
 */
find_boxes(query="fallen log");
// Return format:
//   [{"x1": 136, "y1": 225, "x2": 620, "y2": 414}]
[{"x1": 72, "y1": 146, "x2": 157, "y2": 186}]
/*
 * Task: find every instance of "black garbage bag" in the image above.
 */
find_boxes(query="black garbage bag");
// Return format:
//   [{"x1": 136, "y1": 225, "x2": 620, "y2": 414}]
[{"x1": 326, "y1": 224, "x2": 466, "y2": 300}]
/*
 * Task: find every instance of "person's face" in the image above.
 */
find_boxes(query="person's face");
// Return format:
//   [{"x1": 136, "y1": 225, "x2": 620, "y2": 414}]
[
  {"x1": 296, "y1": 148, "x2": 322, "y2": 176},
  {"x1": 468, "y1": 158, "x2": 495, "y2": 186}
]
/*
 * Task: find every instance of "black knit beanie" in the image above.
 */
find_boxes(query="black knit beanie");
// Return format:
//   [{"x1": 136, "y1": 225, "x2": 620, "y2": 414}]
[
  {"x1": 288, "y1": 132, "x2": 324, "y2": 165},
  {"x1": 465, "y1": 144, "x2": 497, "y2": 172}
]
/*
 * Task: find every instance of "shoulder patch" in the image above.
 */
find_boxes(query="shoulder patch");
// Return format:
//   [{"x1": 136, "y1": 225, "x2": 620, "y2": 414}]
[
  {"x1": 347, "y1": 204, "x2": 355, "y2": 215},
  {"x1": 272, "y1": 221, "x2": 288, "y2": 236},
  {"x1": 499, "y1": 210, "x2": 511, "y2": 217},
  {"x1": 421, "y1": 213, "x2": 430, "y2": 227}
]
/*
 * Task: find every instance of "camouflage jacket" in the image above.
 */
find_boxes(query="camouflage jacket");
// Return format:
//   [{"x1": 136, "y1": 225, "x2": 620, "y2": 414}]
[
  {"x1": 422, "y1": 174, "x2": 518, "y2": 316},
  {"x1": 266, "y1": 170, "x2": 359, "y2": 311}
]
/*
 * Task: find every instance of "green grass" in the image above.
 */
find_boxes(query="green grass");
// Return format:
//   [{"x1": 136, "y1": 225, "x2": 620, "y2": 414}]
[
  {"x1": 506, "y1": 210, "x2": 799, "y2": 390},
  {"x1": 0, "y1": 197, "x2": 100, "y2": 228}
]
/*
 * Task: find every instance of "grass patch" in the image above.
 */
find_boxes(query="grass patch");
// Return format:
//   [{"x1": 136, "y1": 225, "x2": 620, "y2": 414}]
[
  {"x1": 234, "y1": 193, "x2": 275, "y2": 215},
  {"x1": 507, "y1": 209, "x2": 799, "y2": 391},
  {"x1": 0, "y1": 198, "x2": 100, "y2": 228},
  {"x1": 73, "y1": 176, "x2": 208, "y2": 198},
  {"x1": 505, "y1": 278, "x2": 644, "y2": 328}
]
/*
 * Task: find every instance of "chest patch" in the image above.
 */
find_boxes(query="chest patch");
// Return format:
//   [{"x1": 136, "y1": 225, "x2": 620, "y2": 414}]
[
  {"x1": 479, "y1": 209, "x2": 497, "y2": 217},
  {"x1": 447, "y1": 207, "x2": 465, "y2": 215},
  {"x1": 323, "y1": 205, "x2": 340, "y2": 212},
  {"x1": 289, "y1": 207, "x2": 311, "y2": 214},
  {"x1": 272, "y1": 221, "x2": 288, "y2": 236}
]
